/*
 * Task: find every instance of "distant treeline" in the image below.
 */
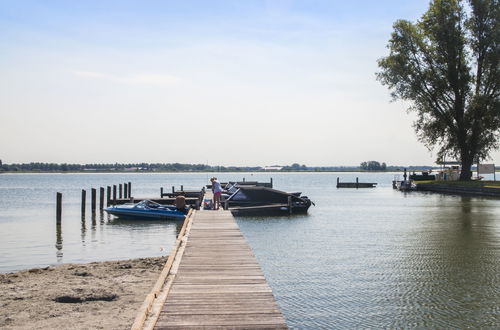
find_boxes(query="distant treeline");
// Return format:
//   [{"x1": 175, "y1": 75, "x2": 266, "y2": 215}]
[{"x1": 0, "y1": 162, "x2": 436, "y2": 173}]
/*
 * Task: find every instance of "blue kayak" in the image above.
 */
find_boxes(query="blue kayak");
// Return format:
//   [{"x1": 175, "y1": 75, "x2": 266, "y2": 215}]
[{"x1": 104, "y1": 200, "x2": 186, "y2": 220}]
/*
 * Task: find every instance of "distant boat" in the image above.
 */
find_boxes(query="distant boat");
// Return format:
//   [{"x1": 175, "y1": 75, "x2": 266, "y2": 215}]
[
  {"x1": 409, "y1": 171, "x2": 436, "y2": 181},
  {"x1": 105, "y1": 200, "x2": 186, "y2": 220},
  {"x1": 395, "y1": 180, "x2": 417, "y2": 191}
]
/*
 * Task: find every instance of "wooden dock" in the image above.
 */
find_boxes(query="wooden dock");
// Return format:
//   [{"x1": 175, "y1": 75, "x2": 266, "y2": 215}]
[{"x1": 133, "y1": 206, "x2": 287, "y2": 329}]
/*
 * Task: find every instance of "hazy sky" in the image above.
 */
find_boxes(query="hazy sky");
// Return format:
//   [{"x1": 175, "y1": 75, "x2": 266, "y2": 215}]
[{"x1": 1, "y1": 0, "x2": 499, "y2": 167}]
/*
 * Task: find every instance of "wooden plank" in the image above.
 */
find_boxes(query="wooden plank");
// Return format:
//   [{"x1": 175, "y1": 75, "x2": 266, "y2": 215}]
[{"x1": 155, "y1": 314, "x2": 287, "y2": 327}]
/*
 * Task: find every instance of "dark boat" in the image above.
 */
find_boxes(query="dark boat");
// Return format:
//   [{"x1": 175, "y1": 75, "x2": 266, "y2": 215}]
[
  {"x1": 225, "y1": 186, "x2": 313, "y2": 215},
  {"x1": 104, "y1": 200, "x2": 187, "y2": 220},
  {"x1": 409, "y1": 171, "x2": 436, "y2": 181}
]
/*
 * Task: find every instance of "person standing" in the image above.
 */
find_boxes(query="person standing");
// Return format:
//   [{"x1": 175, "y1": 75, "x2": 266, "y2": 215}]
[{"x1": 210, "y1": 177, "x2": 222, "y2": 210}]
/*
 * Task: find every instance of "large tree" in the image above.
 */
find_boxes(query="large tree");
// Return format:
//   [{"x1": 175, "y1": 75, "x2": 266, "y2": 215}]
[{"x1": 377, "y1": 0, "x2": 499, "y2": 180}]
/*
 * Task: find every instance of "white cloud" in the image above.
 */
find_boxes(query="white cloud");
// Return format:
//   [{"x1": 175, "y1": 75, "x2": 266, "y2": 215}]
[{"x1": 71, "y1": 70, "x2": 181, "y2": 85}]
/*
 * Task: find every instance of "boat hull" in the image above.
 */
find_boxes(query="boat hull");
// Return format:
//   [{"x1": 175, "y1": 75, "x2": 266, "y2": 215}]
[
  {"x1": 104, "y1": 200, "x2": 187, "y2": 220},
  {"x1": 105, "y1": 208, "x2": 186, "y2": 220}
]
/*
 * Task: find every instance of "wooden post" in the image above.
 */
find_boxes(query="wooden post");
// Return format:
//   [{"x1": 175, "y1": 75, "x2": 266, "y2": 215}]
[
  {"x1": 119, "y1": 184, "x2": 123, "y2": 199},
  {"x1": 337, "y1": 177, "x2": 340, "y2": 188},
  {"x1": 91, "y1": 188, "x2": 96, "y2": 213},
  {"x1": 128, "y1": 182, "x2": 132, "y2": 197},
  {"x1": 56, "y1": 192, "x2": 62, "y2": 224},
  {"x1": 270, "y1": 178, "x2": 273, "y2": 188},
  {"x1": 243, "y1": 177, "x2": 245, "y2": 182},
  {"x1": 124, "y1": 182, "x2": 128, "y2": 199},
  {"x1": 181, "y1": 185, "x2": 184, "y2": 191},
  {"x1": 113, "y1": 185, "x2": 117, "y2": 204},
  {"x1": 287, "y1": 196, "x2": 292, "y2": 215},
  {"x1": 195, "y1": 199, "x2": 200, "y2": 210},
  {"x1": 172, "y1": 186, "x2": 175, "y2": 194},
  {"x1": 81, "y1": 189, "x2": 86, "y2": 215},
  {"x1": 107, "y1": 186, "x2": 111, "y2": 206},
  {"x1": 99, "y1": 187, "x2": 105, "y2": 210},
  {"x1": 160, "y1": 187, "x2": 164, "y2": 198},
  {"x1": 356, "y1": 177, "x2": 359, "y2": 189}
]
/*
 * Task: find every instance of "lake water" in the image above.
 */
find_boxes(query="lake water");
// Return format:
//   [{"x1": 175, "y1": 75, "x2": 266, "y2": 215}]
[{"x1": 1, "y1": 172, "x2": 499, "y2": 328}]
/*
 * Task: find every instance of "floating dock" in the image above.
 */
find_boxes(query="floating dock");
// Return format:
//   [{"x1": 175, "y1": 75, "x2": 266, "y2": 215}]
[
  {"x1": 133, "y1": 195, "x2": 287, "y2": 329},
  {"x1": 336, "y1": 177, "x2": 377, "y2": 188}
]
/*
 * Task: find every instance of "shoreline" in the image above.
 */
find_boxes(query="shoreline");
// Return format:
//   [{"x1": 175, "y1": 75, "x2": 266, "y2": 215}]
[
  {"x1": 0, "y1": 256, "x2": 167, "y2": 330},
  {"x1": 417, "y1": 181, "x2": 500, "y2": 198}
]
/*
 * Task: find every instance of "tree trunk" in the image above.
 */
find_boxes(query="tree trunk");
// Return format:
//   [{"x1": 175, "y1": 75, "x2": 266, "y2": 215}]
[{"x1": 459, "y1": 156, "x2": 473, "y2": 181}]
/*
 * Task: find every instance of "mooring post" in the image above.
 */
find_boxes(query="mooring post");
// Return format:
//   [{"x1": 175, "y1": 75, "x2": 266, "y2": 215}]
[
  {"x1": 113, "y1": 185, "x2": 117, "y2": 205},
  {"x1": 270, "y1": 177, "x2": 273, "y2": 188},
  {"x1": 337, "y1": 177, "x2": 340, "y2": 188},
  {"x1": 181, "y1": 185, "x2": 184, "y2": 191},
  {"x1": 287, "y1": 195, "x2": 292, "y2": 215},
  {"x1": 124, "y1": 182, "x2": 128, "y2": 199},
  {"x1": 81, "y1": 189, "x2": 86, "y2": 215},
  {"x1": 356, "y1": 177, "x2": 359, "y2": 189},
  {"x1": 91, "y1": 188, "x2": 96, "y2": 213},
  {"x1": 56, "y1": 192, "x2": 62, "y2": 224},
  {"x1": 195, "y1": 199, "x2": 200, "y2": 210},
  {"x1": 128, "y1": 182, "x2": 132, "y2": 197},
  {"x1": 160, "y1": 187, "x2": 164, "y2": 198},
  {"x1": 107, "y1": 186, "x2": 111, "y2": 207},
  {"x1": 99, "y1": 187, "x2": 104, "y2": 211},
  {"x1": 224, "y1": 200, "x2": 228, "y2": 210},
  {"x1": 172, "y1": 186, "x2": 175, "y2": 194},
  {"x1": 243, "y1": 177, "x2": 245, "y2": 182},
  {"x1": 119, "y1": 184, "x2": 123, "y2": 199}
]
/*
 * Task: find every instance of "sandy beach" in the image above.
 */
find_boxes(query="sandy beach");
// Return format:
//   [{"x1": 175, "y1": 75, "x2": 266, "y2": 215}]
[{"x1": 0, "y1": 256, "x2": 167, "y2": 330}]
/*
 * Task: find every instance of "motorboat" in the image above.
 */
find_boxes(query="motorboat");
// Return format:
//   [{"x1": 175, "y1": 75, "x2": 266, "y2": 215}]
[
  {"x1": 395, "y1": 180, "x2": 417, "y2": 191},
  {"x1": 104, "y1": 200, "x2": 187, "y2": 220},
  {"x1": 225, "y1": 186, "x2": 314, "y2": 214}
]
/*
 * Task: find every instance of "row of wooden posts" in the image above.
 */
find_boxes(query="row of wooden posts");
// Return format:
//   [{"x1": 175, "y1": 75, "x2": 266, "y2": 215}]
[
  {"x1": 160, "y1": 185, "x2": 185, "y2": 197},
  {"x1": 56, "y1": 182, "x2": 132, "y2": 224}
]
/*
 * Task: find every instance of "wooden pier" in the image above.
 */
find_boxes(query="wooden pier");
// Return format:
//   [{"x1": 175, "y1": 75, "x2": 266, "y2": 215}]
[{"x1": 133, "y1": 203, "x2": 287, "y2": 329}]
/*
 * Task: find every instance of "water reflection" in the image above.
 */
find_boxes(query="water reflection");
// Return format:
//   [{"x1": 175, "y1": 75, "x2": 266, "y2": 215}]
[
  {"x1": 388, "y1": 196, "x2": 500, "y2": 328},
  {"x1": 107, "y1": 216, "x2": 185, "y2": 236},
  {"x1": 55, "y1": 223, "x2": 63, "y2": 261},
  {"x1": 99, "y1": 210, "x2": 105, "y2": 225},
  {"x1": 91, "y1": 212, "x2": 97, "y2": 230},
  {"x1": 80, "y1": 215, "x2": 86, "y2": 243}
]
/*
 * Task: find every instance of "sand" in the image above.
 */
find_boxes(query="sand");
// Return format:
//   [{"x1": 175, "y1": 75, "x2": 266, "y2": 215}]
[{"x1": 0, "y1": 256, "x2": 167, "y2": 330}]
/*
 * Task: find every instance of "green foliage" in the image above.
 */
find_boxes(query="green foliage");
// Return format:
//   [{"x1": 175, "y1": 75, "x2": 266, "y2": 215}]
[
  {"x1": 377, "y1": 0, "x2": 500, "y2": 180},
  {"x1": 360, "y1": 161, "x2": 387, "y2": 171}
]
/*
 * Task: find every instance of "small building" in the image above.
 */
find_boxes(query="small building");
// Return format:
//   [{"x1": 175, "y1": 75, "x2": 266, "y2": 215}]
[{"x1": 435, "y1": 161, "x2": 462, "y2": 181}]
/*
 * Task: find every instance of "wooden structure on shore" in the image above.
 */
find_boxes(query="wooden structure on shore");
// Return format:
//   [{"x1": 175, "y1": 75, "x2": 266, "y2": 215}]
[
  {"x1": 132, "y1": 199, "x2": 287, "y2": 329},
  {"x1": 336, "y1": 177, "x2": 377, "y2": 188}
]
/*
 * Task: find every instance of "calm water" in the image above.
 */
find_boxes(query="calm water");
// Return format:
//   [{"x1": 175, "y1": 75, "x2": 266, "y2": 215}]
[{"x1": 1, "y1": 172, "x2": 499, "y2": 328}]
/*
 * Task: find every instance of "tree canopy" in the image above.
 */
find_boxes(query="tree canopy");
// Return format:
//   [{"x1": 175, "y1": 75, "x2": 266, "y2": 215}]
[
  {"x1": 360, "y1": 161, "x2": 387, "y2": 171},
  {"x1": 377, "y1": 0, "x2": 499, "y2": 180}
]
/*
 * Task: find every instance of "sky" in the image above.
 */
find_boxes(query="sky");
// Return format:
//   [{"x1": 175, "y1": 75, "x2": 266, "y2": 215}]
[{"x1": 1, "y1": 0, "x2": 499, "y2": 167}]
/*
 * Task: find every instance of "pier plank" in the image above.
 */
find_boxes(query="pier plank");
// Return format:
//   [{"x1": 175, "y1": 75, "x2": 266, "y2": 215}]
[{"x1": 153, "y1": 210, "x2": 287, "y2": 329}]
